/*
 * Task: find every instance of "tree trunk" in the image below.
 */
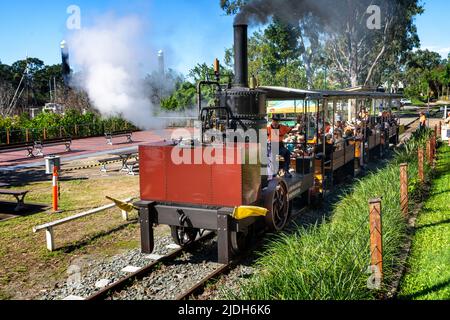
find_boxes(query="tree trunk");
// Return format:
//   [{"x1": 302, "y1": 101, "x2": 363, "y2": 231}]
[
  {"x1": 348, "y1": 29, "x2": 359, "y2": 88},
  {"x1": 284, "y1": 59, "x2": 288, "y2": 88},
  {"x1": 304, "y1": 56, "x2": 313, "y2": 90}
]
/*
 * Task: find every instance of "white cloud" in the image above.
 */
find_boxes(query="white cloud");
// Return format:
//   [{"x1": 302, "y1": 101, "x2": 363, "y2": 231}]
[{"x1": 421, "y1": 45, "x2": 450, "y2": 58}]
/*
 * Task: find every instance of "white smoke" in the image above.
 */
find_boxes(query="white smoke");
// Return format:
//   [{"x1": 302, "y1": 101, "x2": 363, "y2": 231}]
[{"x1": 68, "y1": 15, "x2": 195, "y2": 130}]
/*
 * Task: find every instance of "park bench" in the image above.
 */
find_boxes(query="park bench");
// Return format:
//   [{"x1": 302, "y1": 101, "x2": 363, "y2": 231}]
[
  {"x1": 34, "y1": 137, "x2": 72, "y2": 157},
  {"x1": 105, "y1": 131, "x2": 133, "y2": 145},
  {"x1": 33, "y1": 198, "x2": 134, "y2": 251},
  {"x1": 0, "y1": 189, "x2": 29, "y2": 212},
  {"x1": 0, "y1": 142, "x2": 35, "y2": 157}
]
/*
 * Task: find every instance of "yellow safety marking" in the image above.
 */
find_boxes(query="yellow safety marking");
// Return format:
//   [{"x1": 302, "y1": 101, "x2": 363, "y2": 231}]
[{"x1": 233, "y1": 206, "x2": 268, "y2": 220}]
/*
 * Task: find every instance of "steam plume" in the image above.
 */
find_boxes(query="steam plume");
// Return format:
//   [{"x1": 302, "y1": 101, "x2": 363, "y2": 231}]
[{"x1": 68, "y1": 15, "x2": 195, "y2": 130}]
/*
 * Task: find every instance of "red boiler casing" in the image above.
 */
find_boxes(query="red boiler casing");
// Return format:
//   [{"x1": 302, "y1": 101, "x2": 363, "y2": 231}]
[{"x1": 139, "y1": 143, "x2": 262, "y2": 207}]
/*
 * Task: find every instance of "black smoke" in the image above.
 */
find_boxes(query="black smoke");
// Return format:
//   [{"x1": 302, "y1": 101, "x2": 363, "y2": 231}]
[
  {"x1": 233, "y1": 0, "x2": 392, "y2": 29},
  {"x1": 234, "y1": 0, "x2": 329, "y2": 25}
]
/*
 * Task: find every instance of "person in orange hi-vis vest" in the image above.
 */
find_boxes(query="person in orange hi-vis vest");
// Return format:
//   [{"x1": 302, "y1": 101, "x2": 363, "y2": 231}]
[
  {"x1": 419, "y1": 112, "x2": 427, "y2": 130},
  {"x1": 268, "y1": 114, "x2": 293, "y2": 178}
]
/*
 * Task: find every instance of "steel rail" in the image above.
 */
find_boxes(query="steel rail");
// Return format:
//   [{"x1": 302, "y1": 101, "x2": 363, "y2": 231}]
[
  {"x1": 86, "y1": 231, "x2": 215, "y2": 300},
  {"x1": 176, "y1": 263, "x2": 232, "y2": 300},
  {"x1": 176, "y1": 207, "x2": 309, "y2": 301}
]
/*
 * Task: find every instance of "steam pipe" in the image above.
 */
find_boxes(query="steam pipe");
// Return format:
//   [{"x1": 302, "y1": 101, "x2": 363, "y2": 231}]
[
  {"x1": 197, "y1": 81, "x2": 221, "y2": 115},
  {"x1": 233, "y1": 24, "x2": 248, "y2": 88}
]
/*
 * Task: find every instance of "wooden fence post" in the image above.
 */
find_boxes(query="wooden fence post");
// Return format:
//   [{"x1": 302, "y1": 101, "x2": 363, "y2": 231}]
[
  {"x1": 400, "y1": 163, "x2": 409, "y2": 218},
  {"x1": 6, "y1": 128, "x2": 10, "y2": 145},
  {"x1": 426, "y1": 140, "x2": 432, "y2": 166},
  {"x1": 43, "y1": 128, "x2": 47, "y2": 140},
  {"x1": 432, "y1": 136, "x2": 437, "y2": 160},
  {"x1": 369, "y1": 198, "x2": 383, "y2": 287},
  {"x1": 418, "y1": 147, "x2": 424, "y2": 184},
  {"x1": 26, "y1": 129, "x2": 30, "y2": 142}
]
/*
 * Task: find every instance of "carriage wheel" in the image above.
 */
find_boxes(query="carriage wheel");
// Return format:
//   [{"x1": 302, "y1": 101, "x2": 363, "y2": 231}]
[
  {"x1": 170, "y1": 226, "x2": 198, "y2": 247},
  {"x1": 264, "y1": 180, "x2": 290, "y2": 231},
  {"x1": 230, "y1": 230, "x2": 250, "y2": 255}
]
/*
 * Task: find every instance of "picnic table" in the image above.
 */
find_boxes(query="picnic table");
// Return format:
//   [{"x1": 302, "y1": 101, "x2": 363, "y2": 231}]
[
  {"x1": 99, "y1": 148, "x2": 139, "y2": 174},
  {"x1": 110, "y1": 149, "x2": 138, "y2": 171}
]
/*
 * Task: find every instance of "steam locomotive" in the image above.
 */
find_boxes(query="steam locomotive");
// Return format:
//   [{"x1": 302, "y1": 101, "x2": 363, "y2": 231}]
[{"x1": 134, "y1": 24, "x2": 401, "y2": 264}]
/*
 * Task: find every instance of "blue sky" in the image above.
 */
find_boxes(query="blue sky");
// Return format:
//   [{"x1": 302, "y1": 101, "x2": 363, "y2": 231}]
[{"x1": 0, "y1": 0, "x2": 449, "y2": 75}]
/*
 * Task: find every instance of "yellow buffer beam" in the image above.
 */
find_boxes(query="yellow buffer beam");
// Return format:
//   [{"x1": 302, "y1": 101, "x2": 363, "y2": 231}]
[
  {"x1": 106, "y1": 196, "x2": 137, "y2": 213},
  {"x1": 233, "y1": 206, "x2": 268, "y2": 220}
]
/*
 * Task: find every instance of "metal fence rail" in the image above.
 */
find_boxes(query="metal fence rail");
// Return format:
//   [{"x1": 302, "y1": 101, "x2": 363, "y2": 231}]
[
  {"x1": 32, "y1": 198, "x2": 135, "y2": 251},
  {"x1": 0, "y1": 122, "x2": 137, "y2": 145}
]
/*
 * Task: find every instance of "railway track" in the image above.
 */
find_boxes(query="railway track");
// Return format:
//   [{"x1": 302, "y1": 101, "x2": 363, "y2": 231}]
[
  {"x1": 86, "y1": 231, "x2": 216, "y2": 300},
  {"x1": 177, "y1": 207, "x2": 309, "y2": 301},
  {"x1": 83, "y1": 204, "x2": 308, "y2": 301}
]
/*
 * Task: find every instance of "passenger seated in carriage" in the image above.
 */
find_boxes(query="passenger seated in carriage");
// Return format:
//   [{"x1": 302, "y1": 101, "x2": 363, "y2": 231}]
[
  {"x1": 333, "y1": 130, "x2": 345, "y2": 151},
  {"x1": 268, "y1": 114, "x2": 293, "y2": 178},
  {"x1": 335, "y1": 120, "x2": 345, "y2": 132}
]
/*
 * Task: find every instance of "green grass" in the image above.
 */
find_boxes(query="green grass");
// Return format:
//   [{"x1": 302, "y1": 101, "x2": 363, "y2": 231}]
[
  {"x1": 225, "y1": 130, "x2": 434, "y2": 300},
  {"x1": 0, "y1": 174, "x2": 142, "y2": 299},
  {"x1": 411, "y1": 98, "x2": 426, "y2": 107},
  {"x1": 398, "y1": 145, "x2": 450, "y2": 300}
]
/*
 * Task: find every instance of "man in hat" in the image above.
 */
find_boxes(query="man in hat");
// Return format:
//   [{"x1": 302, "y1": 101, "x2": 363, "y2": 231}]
[{"x1": 267, "y1": 114, "x2": 293, "y2": 178}]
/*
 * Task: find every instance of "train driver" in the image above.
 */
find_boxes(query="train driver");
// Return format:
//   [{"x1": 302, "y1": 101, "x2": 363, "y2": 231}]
[{"x1": 268, "y1": 114, "x2": 293, "y2": 178}]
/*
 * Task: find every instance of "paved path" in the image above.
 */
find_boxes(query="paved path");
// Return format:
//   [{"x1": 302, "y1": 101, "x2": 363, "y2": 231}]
[
  {"x1": 0, "y1": 130, "x2": 182, "y2": 169},
  {"x1": 399, "y1": 118, "x2": 443, "y2": 143}
]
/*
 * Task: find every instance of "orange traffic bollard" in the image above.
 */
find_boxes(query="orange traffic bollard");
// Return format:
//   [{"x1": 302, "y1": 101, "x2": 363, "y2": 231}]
[{"x1": 52, "y1": 167, "x2": 59, "y2": 212}]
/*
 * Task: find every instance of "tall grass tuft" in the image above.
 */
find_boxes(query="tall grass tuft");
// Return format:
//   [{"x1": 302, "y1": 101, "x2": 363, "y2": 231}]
[{"x1": 225, "y1": 129, "x2": 433, "y2": 300}]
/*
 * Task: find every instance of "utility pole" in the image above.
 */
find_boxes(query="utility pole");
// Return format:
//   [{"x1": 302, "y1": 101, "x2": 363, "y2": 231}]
[
  {"x1": 49, "y1": 79, "x2": 53, "y2": 102},
  {"x1": 427, "y1": 87, "x2": 431, "y2": 128},
  {"x1": 54, "y1": 77, "x2": 57, "y2": 103}
]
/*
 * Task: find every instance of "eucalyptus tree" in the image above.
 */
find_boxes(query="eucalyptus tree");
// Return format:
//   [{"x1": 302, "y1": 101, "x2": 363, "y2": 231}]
[{"x1": 220, "y1": 0, "x2": 423, "y2": 88}]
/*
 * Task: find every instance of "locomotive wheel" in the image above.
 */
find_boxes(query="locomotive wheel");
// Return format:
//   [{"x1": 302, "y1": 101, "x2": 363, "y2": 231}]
[
  {"x1": 230, "y1": 228, "x2": 251, "y2": 255},
  {"x1": 264, "y1": 179, "x2": 290, "y2": 231},
  {"x1": 170, "y1": 227, "x2": 198, "y2": 247}
]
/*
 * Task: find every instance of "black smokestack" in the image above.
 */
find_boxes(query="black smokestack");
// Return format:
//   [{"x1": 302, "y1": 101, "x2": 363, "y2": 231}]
[
  {"x1": 233, "y1": 24, "x2": 248, "y2": 88},
  {"x1": 60, "y1": 40, "x2": 71, "y2": 85}
]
